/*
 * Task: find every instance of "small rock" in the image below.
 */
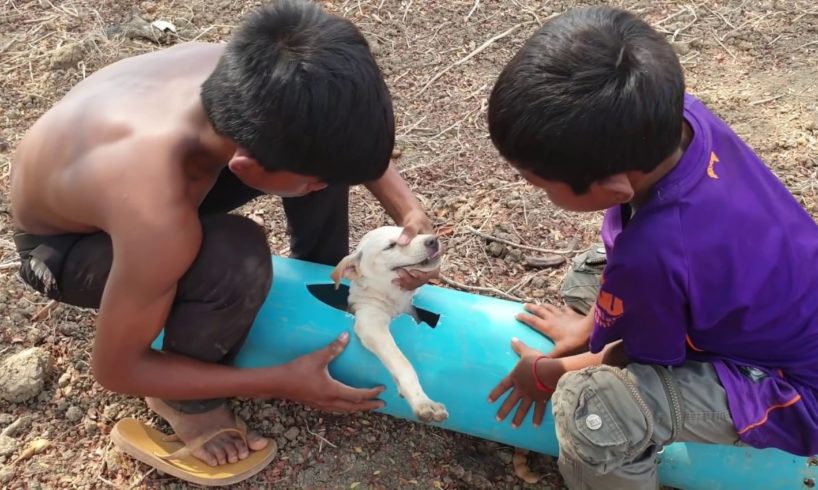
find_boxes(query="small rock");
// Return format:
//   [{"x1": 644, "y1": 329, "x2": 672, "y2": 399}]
[
  {"x1": 0, "y1": 414, "x2": 12, "y2": 426},
  {"x1": 261, "y1": 405, "x2": 276, "y2": 419},
  {"x1": 0, "y1": 435, "x2": 17, "y2": 457},
  {"x1": 59, "y1": 322, "x2": 80, "y2": 337},
  {"x1": 497, "y1": 449, "x2": 513, "y2": 464},
  {"x1": 530, "y1": 277, "x2": 547, "y2": 289},
  {"x1": 271, "y1": 422, "x2": 285, "y2": 435},
  {"x1": 0, "y1": 347, "x2": 52, "y2": 403},
  {"x1": 487, "y1": 242, "x2": 507, "y2": 258},
  {"x1": 1, "y1": 416, "x2": 29, "y2": 438},
  {"x1": 27, "y1": 327, "x2": 45, "y2": 345},
  {"x1": 531, "y1": 289, "x2": 546, "y2": 298},
  {"x1": 65, "y1": 406, "x2": 83, "y2": 422},
  {"x1": 102, "y1": 403, "x2": 121, "y2": 421},
  {"x1": 0, "y1": 466, "x2": 13, "y2": 483},
  {"x1": 391, "y1": 148, "x2": 402, "y2": 159},
  {"x1": 49, "y1": 42, "x2": 86, "y2": 70},
  {"x1": 238, "y1": 405, "x2": 252, "y2": 422},
  {"x1": 284, "y1": 426, "x2": 300, "y2": 441},
  {"x1": 57, "y1": 371, "x2": 71, "y2": 388},
  {"x1": 104, "y1": 448, "x2": 122, "y2": 472},
  {"x1": 84, "y1": 418, "x2": 98, "y2": 435},
  {"x1": 141, "y1": 1, "x2": 157, "y2": 14},
  {"x1": 507, "y1": 249, "x2": 524, "y2": 262},
  {"x1": 671, "y1": 41, "x2": 690, "y2": 56}
]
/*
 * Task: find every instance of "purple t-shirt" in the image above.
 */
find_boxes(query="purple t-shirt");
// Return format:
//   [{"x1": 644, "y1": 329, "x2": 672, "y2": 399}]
[{"x1": 590, "y1": 94, "x2": 818, "y2": 456}]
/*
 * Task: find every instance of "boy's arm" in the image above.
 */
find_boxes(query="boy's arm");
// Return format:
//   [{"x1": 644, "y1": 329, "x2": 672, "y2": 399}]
[
  {"x1": 365, "y1": 161, "x2": 437, "y2": 289},
  {"x1": 489, "y1": 338, "x2": 629, "y2": 427},
  {"x1": 365, "y1": 161, "x2": 432, "y2": 238},
  {"x1": 92, "y1": 201, "x2": 383, "y2": 411}
]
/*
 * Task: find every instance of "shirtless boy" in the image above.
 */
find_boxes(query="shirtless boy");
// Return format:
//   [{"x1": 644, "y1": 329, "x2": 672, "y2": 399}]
[{"x1": 10, "y1": 0, "x2": 435, "y2": 468}]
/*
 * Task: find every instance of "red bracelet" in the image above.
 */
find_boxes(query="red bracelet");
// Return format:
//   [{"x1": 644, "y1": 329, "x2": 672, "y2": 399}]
[{"x1": 532, "y1": 355, "x2": 555, "y2": 394}]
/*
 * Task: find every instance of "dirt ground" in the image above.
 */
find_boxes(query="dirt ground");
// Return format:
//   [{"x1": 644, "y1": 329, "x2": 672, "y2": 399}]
[{"x1": 0, "y1": 0, "x2": 816, "y2": 488}]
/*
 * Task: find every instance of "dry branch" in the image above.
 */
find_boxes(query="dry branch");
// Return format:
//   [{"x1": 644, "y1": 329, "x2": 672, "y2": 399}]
[
  {"x1": 415, "y1": 21, "x2": 531, "y2": 96},
  {"x1": 467, "y1": 227, "x2": 585, "y2": 255}
]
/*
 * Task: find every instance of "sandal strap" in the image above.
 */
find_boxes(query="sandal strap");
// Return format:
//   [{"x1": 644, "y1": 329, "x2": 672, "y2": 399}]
[{"x1": 159, "y1": 414, "x2": 249, "y2": 462}]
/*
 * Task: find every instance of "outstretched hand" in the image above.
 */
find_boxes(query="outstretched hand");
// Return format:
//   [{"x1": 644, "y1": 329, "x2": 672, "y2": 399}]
[
  {"x1": 488, "y1": 338, "x2": 562, "y2": 428},
  {"x1": 516, "y1": 303, "x2": 593, "y2": 358},
  {"x1": 281, "y1": 332, "x2": 385, "y2": 413}
]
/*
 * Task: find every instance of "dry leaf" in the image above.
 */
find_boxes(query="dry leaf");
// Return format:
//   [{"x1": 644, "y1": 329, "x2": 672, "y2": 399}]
[{"x1": 12, "y1": 438, "x2": 50, "y2": 465}]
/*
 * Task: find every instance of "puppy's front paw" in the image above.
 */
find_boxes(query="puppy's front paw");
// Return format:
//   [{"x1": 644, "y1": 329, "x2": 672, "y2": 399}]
[{"x1": 414, "y1": 399, "x2": 448, "y2": 423}]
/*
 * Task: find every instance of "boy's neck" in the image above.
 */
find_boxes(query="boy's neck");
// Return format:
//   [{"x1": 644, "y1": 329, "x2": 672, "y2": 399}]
[{"x1": 629, "y1": 120, "x2": 693, "y2": 210}]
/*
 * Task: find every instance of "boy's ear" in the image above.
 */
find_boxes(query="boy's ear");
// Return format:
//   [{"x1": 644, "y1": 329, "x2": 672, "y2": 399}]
[
  {"x1": 331, "y1": 252, "x2": 362, "y2": 289},
  {"x1": 598, "y1": 173, "x2": 635, "y2": 203},
  {"x1": 227, "y1": 148, "x2": 261, "y2": 176}
]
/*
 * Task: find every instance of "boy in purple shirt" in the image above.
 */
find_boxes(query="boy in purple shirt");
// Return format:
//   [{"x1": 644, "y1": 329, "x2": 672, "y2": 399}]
[{"x1": 485, "y1": 6, "x2": 818, "y2": 488}]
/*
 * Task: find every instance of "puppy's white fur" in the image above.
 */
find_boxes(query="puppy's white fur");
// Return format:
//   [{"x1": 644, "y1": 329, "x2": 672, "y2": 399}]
[{"x1": 331, "y1": 226, "x2": 448, "y2": 422}]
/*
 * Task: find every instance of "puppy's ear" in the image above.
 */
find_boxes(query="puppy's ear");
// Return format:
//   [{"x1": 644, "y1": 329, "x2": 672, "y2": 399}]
[{"x1": 331, "y1": 252, "x2": 362, "y2": 289}]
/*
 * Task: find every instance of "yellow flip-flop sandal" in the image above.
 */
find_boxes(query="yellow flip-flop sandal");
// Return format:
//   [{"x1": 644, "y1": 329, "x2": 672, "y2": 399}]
[{"x1": 111, "y1": 416, "x2": 277, "y2": 487}]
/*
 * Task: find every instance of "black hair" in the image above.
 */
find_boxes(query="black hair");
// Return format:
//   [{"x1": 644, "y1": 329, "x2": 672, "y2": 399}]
[
  {"x1": 488, "y1": 6, "x2": 685, "y2": 194},
  {"x1": 201, "y1": 0, "x2": 394, "y2": 184}
]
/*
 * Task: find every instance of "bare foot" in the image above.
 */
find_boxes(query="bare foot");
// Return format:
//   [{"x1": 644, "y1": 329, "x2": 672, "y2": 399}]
[{"x1": 146, "y1": 398, "x2": 268, "y2": 467}]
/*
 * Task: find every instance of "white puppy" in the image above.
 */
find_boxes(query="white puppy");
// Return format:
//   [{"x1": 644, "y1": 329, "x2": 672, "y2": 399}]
[{"x1": 331, "y1": 226, "x2": 448, "y2": 423}]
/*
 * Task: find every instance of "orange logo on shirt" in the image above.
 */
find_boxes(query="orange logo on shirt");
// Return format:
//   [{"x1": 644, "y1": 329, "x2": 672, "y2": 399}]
[
  {"x1": 594, "y1": 290, "x2": 624, "y2": 328},
  {"x1": 706, "y1": 152, "x2": 720, "y2": 179}
]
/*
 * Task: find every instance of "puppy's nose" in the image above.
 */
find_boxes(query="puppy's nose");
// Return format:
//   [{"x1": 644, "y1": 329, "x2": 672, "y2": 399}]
[{"x1": 424, "y1": 237, "x2": 439, "y2": 250}]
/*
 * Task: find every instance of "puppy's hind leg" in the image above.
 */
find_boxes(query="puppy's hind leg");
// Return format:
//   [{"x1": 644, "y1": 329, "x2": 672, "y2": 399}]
[{"x1": 354, "y1": 313, "x2": 448, "y2": 423}]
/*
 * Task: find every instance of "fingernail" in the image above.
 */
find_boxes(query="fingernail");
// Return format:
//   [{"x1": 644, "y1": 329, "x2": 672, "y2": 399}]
[
  {"x1": 512, "y1": 423, "x2": 519, "y2": 429},
  {"x1": 338, "y1": 332, "x2": 349, "y2": 341},
  {"x1": 496, "y1": 416, "x2": 502, "y2": 421},
  {"x1": 511, "y1": 337, "x2": 519, "y2": 343},
  {"x1": 533, "y1": 423, "x2": 540, "y2": 428}
]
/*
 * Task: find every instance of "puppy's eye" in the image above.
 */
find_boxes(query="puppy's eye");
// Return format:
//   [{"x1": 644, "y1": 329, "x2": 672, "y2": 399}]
[{"x1": 384, "y1": 241, "x2": 397, "y2": 250}]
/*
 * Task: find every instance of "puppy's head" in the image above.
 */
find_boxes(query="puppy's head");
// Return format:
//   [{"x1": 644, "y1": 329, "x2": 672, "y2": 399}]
[{"x1": 331, "y1": 226, "x2": 442, "y2": 289}]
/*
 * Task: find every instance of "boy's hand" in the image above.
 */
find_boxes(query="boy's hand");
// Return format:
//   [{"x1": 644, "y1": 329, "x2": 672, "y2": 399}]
[
  {"x1": 278, "y1": 332, "x2": 386, "y2": 412},
  {"x1": 489, "y1": 338, "x2": 562, "y2": 428},
  {"x1": 516, "y1": 303, "x2": 593, "y2": 358},
  {"x1": 394, "y1": 210, "x2": 440, "y2": 290}
]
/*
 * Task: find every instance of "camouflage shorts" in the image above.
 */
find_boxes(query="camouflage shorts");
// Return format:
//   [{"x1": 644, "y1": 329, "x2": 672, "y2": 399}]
[{"x1": 560, "y1": 244, "x2": 607, "y2": 315}]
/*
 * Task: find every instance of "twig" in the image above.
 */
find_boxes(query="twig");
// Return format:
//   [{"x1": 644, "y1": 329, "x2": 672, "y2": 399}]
[
  {"x1": 0, "y1": 36, "x2": 19, "y2": 56},
  {"x1": 671, "y1": 6, "x2": 698, "y2": 42},
  {"x1": 129, "y1": 468, "x2": 156, "y2": 489},
  {"x1": 467, "y1": 227, "x2": 585, "y2": 255},
  {"x1": 416, "y1": 22, "x2": 530, "y2": 96},
  {"x1": 655, "y1": 6, "x2": 693, "y2": 26},
  {"x1": 712, "y1": 32, "x2": 737, "y2": 60},
  {"x1": 798, "y1": 40, "x2": 818, "y2": 50},
  {"x1": 466, "y1": 0, "x2": 480, "y2": 21},
  {"x1": 32, "y1": 300, "x2": 59, "y2": 322},
  {"x1": 401, "y1": 0, "x2": 413, "y2": 22},
  {"x1": 438, "y1": 275, "x2": 523, "y2": 302},
  {"x1": 749, "y1": 93, "x2": 787, "y2": 106},
  {"x1": 305, "y1": 423, "x2": 337, "y2": 450}
]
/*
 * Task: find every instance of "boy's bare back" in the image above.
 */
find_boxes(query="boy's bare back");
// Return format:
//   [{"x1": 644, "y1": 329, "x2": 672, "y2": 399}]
[{"x1": 11, "y1": 42, "x2": 225, "y2": 237}]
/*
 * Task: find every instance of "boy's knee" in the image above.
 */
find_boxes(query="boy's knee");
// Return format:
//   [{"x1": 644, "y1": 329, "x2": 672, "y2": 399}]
[
  {"x1": 560, "y1": 245, "x2": 606, "y2": 314},
  {"x1": 552, "y1": 365, "x2": 655, "y2": 474},
  {"x1": 197, "y1": 214, "x2": 273, "y2": 304}
]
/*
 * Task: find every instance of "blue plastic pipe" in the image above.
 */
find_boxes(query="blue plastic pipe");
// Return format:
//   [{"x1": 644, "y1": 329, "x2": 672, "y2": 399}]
[{"x1": 155, "y1": 256, "x2": 818, "y2": 489}]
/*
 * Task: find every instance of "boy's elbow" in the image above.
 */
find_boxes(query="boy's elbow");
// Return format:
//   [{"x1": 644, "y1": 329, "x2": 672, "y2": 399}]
[{"x1": 91, "y1": 352, "x2": 131, "y2": 393}]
